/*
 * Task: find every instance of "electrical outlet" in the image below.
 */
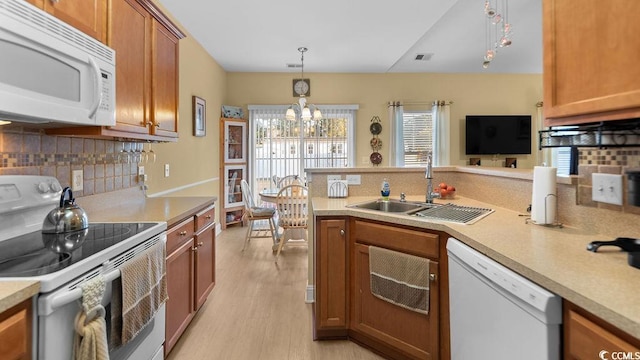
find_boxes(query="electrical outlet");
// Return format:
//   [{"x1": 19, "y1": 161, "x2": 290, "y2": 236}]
[
  {"x1": 592, "y1": 173, "x2": 623, "y2": 205},
  {"x1": 138, "y1": 166, "x2": 144, "y2": 175},
  {"x1": 164, "y1": 164, "x2": 170, "y2": 178},
  {"x1": 72, "y1": 170, "x2": 83, "y2": 191},
  {"x1": 346, "y1": 174, "x2": 361, "y2": 185},
  {"x1": 327, "y1": 175, "x2": 341, "y2": 181}
]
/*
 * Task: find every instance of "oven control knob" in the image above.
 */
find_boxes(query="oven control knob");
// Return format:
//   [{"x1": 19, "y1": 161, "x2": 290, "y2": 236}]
[
  {"x1": 37, "y1": 182, "x2": 49, "y2": 193},
  {"x1": 49, "y1": 182, "x2": 62, "y2": 193}
]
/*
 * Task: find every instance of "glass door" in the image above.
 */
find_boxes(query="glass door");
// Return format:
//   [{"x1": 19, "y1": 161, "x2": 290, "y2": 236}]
[
  {"x1": 224, "y1": 120, "x2": 246, "y2": 163},
  {"x1": 223, "y1": 164, "x2": 245, "y2": 208}
]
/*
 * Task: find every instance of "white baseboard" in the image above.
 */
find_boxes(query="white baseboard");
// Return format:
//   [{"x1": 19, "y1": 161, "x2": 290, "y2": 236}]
[{"x1": 305, "y1": 284, "x2": 314, "y2": 304}]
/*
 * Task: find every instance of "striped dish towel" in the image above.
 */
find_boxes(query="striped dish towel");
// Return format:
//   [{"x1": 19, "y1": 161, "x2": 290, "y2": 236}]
[
  {"x1": 369, "y1": 246, "x2": 430, "y2": 315},
  {"x1": 111, "y1": 241, "x2": 167, "y2": 346}
]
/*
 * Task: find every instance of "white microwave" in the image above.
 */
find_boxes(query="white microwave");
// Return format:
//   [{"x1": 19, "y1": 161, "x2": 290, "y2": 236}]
[{"x1": 0, "y1": 0, "x2": 115, "y2": 126}]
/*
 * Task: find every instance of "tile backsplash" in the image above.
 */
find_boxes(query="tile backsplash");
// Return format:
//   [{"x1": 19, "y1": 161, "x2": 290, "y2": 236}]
[
  {"x1": 577, "y1": 147, "x2": 640, "y2": 214},
  {"x1": 0, "y1": 126, "x2": 139, "y2": 196}
]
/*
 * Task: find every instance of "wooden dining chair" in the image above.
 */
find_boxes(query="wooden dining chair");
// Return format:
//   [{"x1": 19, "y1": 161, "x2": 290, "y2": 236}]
[
  {"x1": 240, "y1": 179, "x2": 278, "y2": 251},
  {"x1": 274, "y1": 184, "x2": 308, "y2": 263},
  {"x1": 277, "y1": 175, "x2": 304, "y2": 188}
]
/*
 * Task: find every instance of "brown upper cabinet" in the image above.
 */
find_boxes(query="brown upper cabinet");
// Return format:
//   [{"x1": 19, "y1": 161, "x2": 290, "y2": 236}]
[
  {"x1": 25, "y1": 0, "x2": 107, "y2": 43},
  {"x1": 543, "y1": 0, "x2": 640, "y2": 126},
  {"x1": 46, "y1": 0, "x2": 185, "y2": 142}
]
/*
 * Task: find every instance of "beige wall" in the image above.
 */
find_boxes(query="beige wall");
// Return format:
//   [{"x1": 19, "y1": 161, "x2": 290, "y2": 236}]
[{"x1": 226, "y1": 72, "x2": 543, "y2": 168}]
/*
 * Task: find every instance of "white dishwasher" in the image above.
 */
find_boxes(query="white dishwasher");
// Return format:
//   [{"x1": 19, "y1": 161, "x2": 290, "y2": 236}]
[{"x1": 447, "y1": 238, "x2": 562, "y2": 360}]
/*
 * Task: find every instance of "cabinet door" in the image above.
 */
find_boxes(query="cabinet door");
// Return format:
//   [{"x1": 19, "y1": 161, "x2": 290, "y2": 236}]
[
  {"x1": 28, "y1": 0, "x2": 107, "y2": 43},
  {"x1": 194, "y1": 224, "x2": 215, "y2": 310},
  {"x1": 0, "y1": 298, "x2": 31, "y2": 360},
  {"x1": 165, "y1": 239, "x2": 195, "y2": 355},
  {"x1": 224, "y1": 120, "x2": 247, "y2": 163},
  {"x1": 564, "y1": 307, "x2": 640, "y2": 359},
  {"x1": 351, "y1": 243, "x2": 438, "y2": 360},
  {"x1": 150, "y1": 19, "x2": 179, "y2": 139},
  {"x1": 315, "y1": 218, "x2": 348, "y2": 336},
  {"x1": 223, "y1": 165, "x2": 245, "y2": 208},
  {"x1": 543, "y1": 0, "x2": 640, "y2": 125},
  {"x1": 108, "y1": 0, "x2": 152, "y2": 136}
]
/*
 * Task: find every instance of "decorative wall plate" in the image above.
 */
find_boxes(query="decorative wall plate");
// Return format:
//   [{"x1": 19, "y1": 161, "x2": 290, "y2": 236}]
[
  {"x1": 370, "y1": 137, "x2": 382, "y2": 151},
  {"x1": 369, "y1": 122, "x2": 382, "y2": 135},
  {"x1": 370, "y1": 151, "x2": 382, "y2": 165}
]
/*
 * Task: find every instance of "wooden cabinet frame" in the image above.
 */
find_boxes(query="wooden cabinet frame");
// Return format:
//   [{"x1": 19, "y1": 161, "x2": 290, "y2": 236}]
[{"x1": 220, "y1": 118, "x2": 247, "y2": 229}]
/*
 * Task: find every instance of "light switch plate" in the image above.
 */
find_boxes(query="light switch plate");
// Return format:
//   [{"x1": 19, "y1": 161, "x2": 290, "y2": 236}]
[
  {"x1": 592, "y1": 173, "x2": 623, "y2": 205},
  {"x1": 346, "y1": 174, "x2": 361, "y2": 185},
  {"x1": 164, "y1": 164, "x2": 170, "y2": 178}
]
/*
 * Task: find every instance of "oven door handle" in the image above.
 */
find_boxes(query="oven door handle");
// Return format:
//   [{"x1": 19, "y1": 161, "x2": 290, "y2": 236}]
[{"x1": 41, "y1": 268, "x2": 121, "y2": 315}]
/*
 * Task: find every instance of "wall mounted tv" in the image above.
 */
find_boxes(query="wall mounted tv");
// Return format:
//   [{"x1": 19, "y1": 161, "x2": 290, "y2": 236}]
[{"x1": 465, "y1": 115, "x2": 532, "y2": 155}]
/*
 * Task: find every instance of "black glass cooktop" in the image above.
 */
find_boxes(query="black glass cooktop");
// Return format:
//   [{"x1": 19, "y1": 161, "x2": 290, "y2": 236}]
[{"x1": 0, "y1": 223, "x2": 157, "y2": 277}]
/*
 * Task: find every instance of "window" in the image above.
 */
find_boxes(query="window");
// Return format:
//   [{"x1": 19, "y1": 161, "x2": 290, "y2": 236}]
[
  {"x1": 402, "y1": 111, "x2": 433, "y2": 167},
  {"x1": 248, "y1": 105, "x2": 357, "y2": 191}
]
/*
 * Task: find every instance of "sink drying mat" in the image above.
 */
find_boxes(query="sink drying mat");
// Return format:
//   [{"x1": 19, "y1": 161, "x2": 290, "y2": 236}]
[{"x1": 414, "y1": 204, "x2": 494, "y2": 224}]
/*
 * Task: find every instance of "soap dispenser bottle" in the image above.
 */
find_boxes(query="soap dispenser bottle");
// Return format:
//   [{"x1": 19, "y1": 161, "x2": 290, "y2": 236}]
[{"x1": 381, "y1": 178, "x2": 390, "y2": 201}]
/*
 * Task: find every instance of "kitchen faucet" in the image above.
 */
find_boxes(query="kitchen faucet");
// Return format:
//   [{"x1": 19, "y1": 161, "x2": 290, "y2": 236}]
[{"x1": 425, "y1": 152, "x2": 440, "y2": 203}]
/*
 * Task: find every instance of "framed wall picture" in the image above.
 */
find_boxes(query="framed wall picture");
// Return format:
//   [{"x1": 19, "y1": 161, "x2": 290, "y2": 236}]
[{"x1": 193, "y1": 96, "x2": 206, "y2": 137}]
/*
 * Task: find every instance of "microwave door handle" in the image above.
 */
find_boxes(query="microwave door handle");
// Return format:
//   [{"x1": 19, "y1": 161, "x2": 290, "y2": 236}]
[
  {"x1": 87, "y1": 56, "x2": 103, "y2": 119},
  {"x1": 40, "y1": 268, "x2": 120, "y2": 316}
]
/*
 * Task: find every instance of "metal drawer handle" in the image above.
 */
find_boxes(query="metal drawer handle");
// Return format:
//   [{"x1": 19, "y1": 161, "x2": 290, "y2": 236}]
[
  {"x1": 198, "y1": 242, "x2": 204, "y2": 247},
  {"x1": 179, "y1": 231, "x2": 187, "y2": 236},
  {"x1": 429, "y1": 273, "x2": 437, "y2": 282},
  {"x1": 205, "y1": 215, "x2": 212, "y2": 219},
  {"x1": 340, "y1": 229, "x2": 345, "y2": 236},
  {"x1": 192, "y1": 246, "x2": 198, "y2": 252}
]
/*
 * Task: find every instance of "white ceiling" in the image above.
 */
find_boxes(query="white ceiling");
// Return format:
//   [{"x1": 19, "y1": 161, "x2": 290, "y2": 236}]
[{"x1": 157, "y1": 0, "x2": 542, "y2": 74}]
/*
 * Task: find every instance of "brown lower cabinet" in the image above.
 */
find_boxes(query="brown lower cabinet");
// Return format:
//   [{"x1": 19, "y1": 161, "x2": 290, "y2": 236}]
[
  {"x1": 314, "y1": 216, "x2": 448, "y2": 360},
  {"x1": 0, "y1": 298, "x2": 32, "y2": 360},
  {"x1": 564, "y1": 301, "x2": 640, "y2": 359},
  {"x1": 165, "y1": 204, "x2": 216, "y2": 356}
]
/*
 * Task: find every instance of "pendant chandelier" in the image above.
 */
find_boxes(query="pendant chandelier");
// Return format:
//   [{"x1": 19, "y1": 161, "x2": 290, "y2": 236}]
[
  {"x1": 286, "y1": 47, "x2": 322, "y2": 121},
  {"x1": 482, "y1": 0, "x2": 512, "y2": 69}
]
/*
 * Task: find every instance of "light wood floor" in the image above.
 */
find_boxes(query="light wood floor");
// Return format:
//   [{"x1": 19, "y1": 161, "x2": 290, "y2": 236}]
[{"x1": 166, "y1": 225, "x2": 384, "y2": 360}]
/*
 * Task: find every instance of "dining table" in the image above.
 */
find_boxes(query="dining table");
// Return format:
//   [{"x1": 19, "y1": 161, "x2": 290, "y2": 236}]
[
  {"x1": 258, "y1": 188, "x2": 308, "y2": 204},
  {"x1": 258, "y1": 188, "x2": 281, "y2": 204}
]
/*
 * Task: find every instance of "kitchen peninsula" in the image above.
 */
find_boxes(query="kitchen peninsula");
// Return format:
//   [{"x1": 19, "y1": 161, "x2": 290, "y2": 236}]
[{"x1": 308, "y1": 166, "x2": 640, "y2": 359}]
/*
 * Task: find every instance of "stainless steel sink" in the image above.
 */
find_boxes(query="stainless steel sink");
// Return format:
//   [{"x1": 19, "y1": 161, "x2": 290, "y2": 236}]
[
  {"x1": 347, "y1": 199, "x2": 494, "y2": 224},
  {"x1": 347, "y1": 199, "x2": 437, "y2": 214}
]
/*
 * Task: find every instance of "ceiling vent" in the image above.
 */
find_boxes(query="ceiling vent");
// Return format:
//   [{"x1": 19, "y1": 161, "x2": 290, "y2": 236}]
[
  {"x1": 286, "y1": 63, "x2": 302, "y2": 68},
  {"x1": 414, "y1": 53, "x2": 434, "y2": 61}
]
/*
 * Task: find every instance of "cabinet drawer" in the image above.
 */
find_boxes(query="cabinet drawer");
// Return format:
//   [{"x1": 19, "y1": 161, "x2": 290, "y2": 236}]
[
  {"x1": 352, "y1": 220, "x2": 439, "y2": 259},
  {"x1": 167, "y1": 217, "x2": 195, "y2": 254},
  {"x1": 195, "y1": 205, "x2": 215, "y2": 232}
]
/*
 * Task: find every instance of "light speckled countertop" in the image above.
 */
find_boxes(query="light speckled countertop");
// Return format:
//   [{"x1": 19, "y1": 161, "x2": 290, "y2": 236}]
[
  {"x1": 312, "y1": 195, "x2": 640, "y2": 340},
  {"x1": 0, "y1": 281, "x2": 39, "y2": 313},
  {"x1": 0, "y1": 194, "x2": 216, "y2": 316}
]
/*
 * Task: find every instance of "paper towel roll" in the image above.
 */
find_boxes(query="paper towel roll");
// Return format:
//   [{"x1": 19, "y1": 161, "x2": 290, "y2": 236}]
[{"x1": 531, "y1": 166, "x2": 557, "y2": 224}]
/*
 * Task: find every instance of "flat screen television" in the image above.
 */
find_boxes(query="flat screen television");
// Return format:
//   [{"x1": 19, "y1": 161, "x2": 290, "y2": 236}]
[{"x1": 465, "y1": 115, "x2": 532, "y2": 155}]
